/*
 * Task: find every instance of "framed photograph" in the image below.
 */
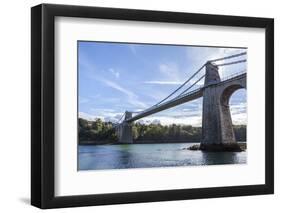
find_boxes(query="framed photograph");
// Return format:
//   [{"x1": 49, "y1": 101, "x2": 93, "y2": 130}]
[{"x1": 31, "y1": 4, "x2": 274, "y2": 209}]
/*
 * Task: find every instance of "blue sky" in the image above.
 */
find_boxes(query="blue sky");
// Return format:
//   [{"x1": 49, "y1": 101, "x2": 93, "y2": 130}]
[{"x1": 78, "y1": 41, "x2": 247, "y2": 126}]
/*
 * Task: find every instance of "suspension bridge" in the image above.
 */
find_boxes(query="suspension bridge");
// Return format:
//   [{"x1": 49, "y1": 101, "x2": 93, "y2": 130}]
[{"x1": 115, "y1": 52, "x2": 247, "y2": 151}]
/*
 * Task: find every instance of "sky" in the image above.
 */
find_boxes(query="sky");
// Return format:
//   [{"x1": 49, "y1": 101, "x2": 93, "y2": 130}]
[{"x1": 78, "y1": 41, "x2": 247, "y2": 126}]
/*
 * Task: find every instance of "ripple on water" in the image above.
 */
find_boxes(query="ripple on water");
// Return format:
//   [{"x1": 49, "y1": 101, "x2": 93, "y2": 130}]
[{"x1": 78, "y1": 143, "x2": 247, "y2": 170}]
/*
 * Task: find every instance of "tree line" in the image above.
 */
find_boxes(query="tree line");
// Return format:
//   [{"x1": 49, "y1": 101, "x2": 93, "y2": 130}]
[{"x1": 79, "y1": 118, "x2": 246, "y2": 144}]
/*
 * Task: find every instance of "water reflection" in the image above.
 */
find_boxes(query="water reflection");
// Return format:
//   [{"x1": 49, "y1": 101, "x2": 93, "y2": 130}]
[
  {"x1": 78, "y1": 143, "x2": 247, "y2": 171},
  {"x1": 201, "y1": 152, "x2": 240, "y2": 165}
]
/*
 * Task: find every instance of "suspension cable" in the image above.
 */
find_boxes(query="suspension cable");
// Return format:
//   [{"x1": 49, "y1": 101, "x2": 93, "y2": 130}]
[
  {"x1": 216, "y1": 59, "x2": 247, "y2": 67},
  {"x1": 178, "y1": 74, "x2": 205, "y2": 96},
  {"x1": 209, "y1": 51, "x2": 246, "y2": 63},
  {"x1": 116, "y1": 113, "x2": 125, "y2": 123},
  {"x1": 153, "y1": 63, "x2": 206, "y2": 106}
]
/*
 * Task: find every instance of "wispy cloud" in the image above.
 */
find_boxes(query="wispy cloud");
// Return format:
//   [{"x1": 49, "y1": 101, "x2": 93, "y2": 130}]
[
  {"x1": 109, "y1": 68, "x2": 120, "y2": 78},
  {"x1": 80, "y1": 60, "x2": 148, "y2": 109},
  {"x1": 79, "y1": 109, "x2": 124, "y2": 123},
  {"x1": 158, "y1": 63, "x2": 181, "y2": 81},
  {"x1": 229, "y1": 102, "x2": 247, "y2": 125},
  {"x1": 128, "y1": 45, "x2": 137, "y2": 55},
  {"x1": 137, "y1": 115, "x2": 203, "y2": 126},
  {"x1": 79, "y1": 96, "x2": 90, "y2": 104},
  {"x1": 143, "y1": 80, "x2": 184, "y2": 85},
  {"x1": 79, "y1": 99, "x2": 246, "y2": 126},
  {"x1": 230, "y1": 102, "x2": 247, "y2": 115},
  {"x1": 100, "y1": 78, "x2": 148, "y2": 109},
  {"x1": 79, "y1": 112, "x2": 100, "y2": 121}
]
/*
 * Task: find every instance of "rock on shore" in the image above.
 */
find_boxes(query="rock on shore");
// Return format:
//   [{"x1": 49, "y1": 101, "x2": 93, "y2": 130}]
[{"x1": 187, "y1": 143, "x2": 246, "y2": 152}]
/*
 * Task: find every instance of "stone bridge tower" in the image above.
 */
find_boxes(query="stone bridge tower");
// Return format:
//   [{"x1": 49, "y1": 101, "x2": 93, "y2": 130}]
[
  {"x1": 200, "y1": 62, "x2": 245, "y2": 151},
  {"x1": 116, "y1": 111, "x2": 133, "y2": 144}
]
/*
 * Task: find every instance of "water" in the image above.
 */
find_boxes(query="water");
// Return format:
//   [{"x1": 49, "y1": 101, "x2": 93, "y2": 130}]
[{"x1": 78, "y1": 143, "x2": 247, "y2": 171}]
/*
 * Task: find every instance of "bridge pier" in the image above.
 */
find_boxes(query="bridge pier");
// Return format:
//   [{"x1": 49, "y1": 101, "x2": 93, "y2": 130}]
[
  {"x1": 116, "y1": 111, "x2": 133, "y2": 144},
  {"x1": 200, "y1": 62, "x2": 241, "y2": 151}
]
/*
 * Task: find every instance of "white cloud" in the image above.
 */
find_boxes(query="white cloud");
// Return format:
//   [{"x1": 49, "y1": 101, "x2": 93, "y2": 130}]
[
  {"x1": 79, "y1": 112, "x2": 103, "y2": 121},
  {"x1": 229, "y1": 101, "x2": 247, "y2": 124},
  {"x1": 182, "y1": 107, "x2": 200, "y2": 112},
  {"x1": 109, "y1": 68, "x2": 120, "y2": 78},
  {"x1": 230, "y1": 102, "x2": 247, "y2": 122},
  {"x1": 80, "y1": 109, "x2": 124, "y2": 123},
  {"x1": 104, "y1": 113, "x2": 124, "y2": 123},
  {"x1": 185, "y1": 47, "x2": 247, "y2": 79},
  {"x1": 80, "y1": 103, "x2": 246, "y2": 126},
  {"x1": 231, "y1": 113, "x2": 247, "y2": 125},
  {"x1": 158, "y1": 63, "x2": 181, "y2": 81},
  {"x1": 137, "y1": 115, "x2": 202, "y2": 126}
]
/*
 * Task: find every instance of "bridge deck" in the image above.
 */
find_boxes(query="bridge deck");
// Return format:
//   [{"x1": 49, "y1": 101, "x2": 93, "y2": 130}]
[{"x1": 126, "y1": 72, "x2": 246, "y2": 123}]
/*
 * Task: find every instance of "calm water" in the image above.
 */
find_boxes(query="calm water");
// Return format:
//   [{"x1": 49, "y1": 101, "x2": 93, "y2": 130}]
[{"x1": 78, "y1": 143, "x2": 247, "y2": 171}]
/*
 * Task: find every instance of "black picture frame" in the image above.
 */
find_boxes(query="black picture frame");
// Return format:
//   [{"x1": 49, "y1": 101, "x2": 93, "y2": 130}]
[{"x1": 31, "y1": 3, "x2": 274, "y2": 209}]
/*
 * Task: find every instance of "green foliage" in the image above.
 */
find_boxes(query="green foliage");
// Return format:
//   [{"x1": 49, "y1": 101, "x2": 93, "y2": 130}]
[
  {"x1": 79, "y1": 118, "x2": 117, "y2": 142},
  {"x1": 78, "y1": 118, "x2": 246, "y2": 143},
  {"x1": 132, "y1": 123, "x2": 202, "y2": 142}
]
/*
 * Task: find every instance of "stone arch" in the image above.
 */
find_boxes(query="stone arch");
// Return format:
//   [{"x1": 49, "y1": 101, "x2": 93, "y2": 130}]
[
  {"x1": 221, "y1": 84, "x2": 244, "y2": 107},
  {"x1": 219, "y1": 83, "x2": 246, "y2": 144}
]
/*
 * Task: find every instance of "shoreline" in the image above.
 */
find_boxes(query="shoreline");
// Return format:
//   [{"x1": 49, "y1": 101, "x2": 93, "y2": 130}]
[
  {"x1": 79, "y1": 141, "x2": 246, "y2": 146},
  {"x1": 79, "y1": 140, "x2": 201, "y2": 145}
]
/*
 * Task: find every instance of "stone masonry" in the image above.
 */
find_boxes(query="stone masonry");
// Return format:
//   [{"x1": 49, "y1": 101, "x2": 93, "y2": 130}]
[{"x1": 200, "y1": 62, "x2": 246, "y2": 151}]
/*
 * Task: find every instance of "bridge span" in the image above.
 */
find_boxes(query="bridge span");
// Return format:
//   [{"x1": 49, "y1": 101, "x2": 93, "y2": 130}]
[{"x1": 115, "y1": 52, "x2": 247, "y2": 151}]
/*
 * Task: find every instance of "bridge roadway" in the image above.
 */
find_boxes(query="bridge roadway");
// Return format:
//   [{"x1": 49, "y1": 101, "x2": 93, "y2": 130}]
[{"x1": 126, "y1": 72, "x2": 246, "y2": 123}]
